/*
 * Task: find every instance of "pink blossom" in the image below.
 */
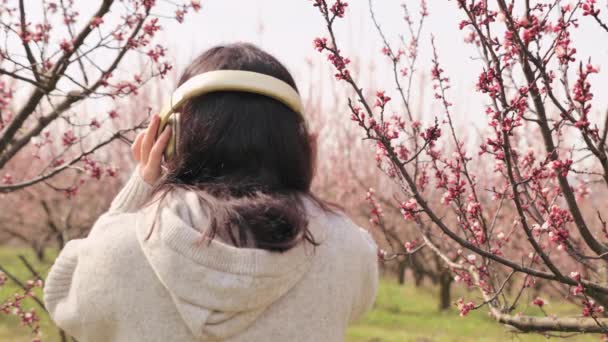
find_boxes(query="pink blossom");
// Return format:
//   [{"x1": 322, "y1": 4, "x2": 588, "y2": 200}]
[
  {"x1": 476, "y1": 68, "x2": 500, "y2": 98},
  {"x1": 113, "y1": 81, "x2": 138, "y2": 96},
  {"x1": 90, "y1": 16, "x2": 104, "y2": 28},
  {"x1": 550, "y1": 159, "x2": 572, "y2": 177},
  {"x1": 420, "y1": 125, "x2": 441, "y2": 144},
  {"x1": 582, "y1": 0, "x2": 600, "y2": 16},
  {"x1": 532, "y1": 297, "x2": 545, "y2": 307},
  {"x1": 143, "y1": 0, "x2": 156, "y2": 10},
  {"x1": 466, "y1": 201, "x2": 481, "y2": 217},
  {"x1": 41, "y1": 58, "x2": 53, "y2": 70},
  {"x1": 582, "y1": 299, "x2": 604, "y2": 317},
  {"x1": 400, "y1": 199, "x2": 418, "y2": 221},
  {"x1": 191, "y1": 0, "x2": 201, "y2": 11},
  {"x1": 90, "y1": 119, "x2": 101, "y2": 129},
  {"x1": 144, "y1": 18, "x2": 161, "y2": 36},
  {"x1": 112, "y1": 31, "x2": 124, "y2": 42},
  {"x1": 327, "y1": 52, "x2": 350, "y2": 72},
  {"x1": 63, "y1": 10, "x2": 78, "y2": 25},
  {"x1": 106, "y1": 166, "x2": 118, "y2": 177},
  {"x1": 404, "y1": 240, "x2": 417, "y2": 253},
  {"x1": 365, "y1": 188, "x2": 383, "y2": 224},
  {"x1": 463, "y1": 31, "x2": 476, "y2": 44},
  {"x1": 64, "y1": 186, "x2": 78, "y2": 199},
  {"x1": 313, "y1": 37, "x2": 328, "y2": 52},
  {"x1": 147, "y1": 44, "x2": 166, "y2": 62},
  {"x1": 330, "y1": 0, "x2": 348, "y2": 18},
  {"x1": 457, "y1": 298, "x2": 475, "y2": 316},
  {"x1": 572, "y1": 283, "x2": 584, "y2": 296},
  {"x1": 420, "y1": 0, "x2": 428, "y2": 17},
  {"x1": 377, "y1": 248, "x2": 387, "y2": 260},
  {"x1": 61, "y1": 130, "x2": 78, "y2": 146},
  {"x1": 397, "y1": 144, "x2": 410, "y2": 161},
  {"x1": 59, "y1": 39, "x2": 73, "y2": 52},
  {"x1": 374, "y1": 91, "x2": 391, "y2": 108}
]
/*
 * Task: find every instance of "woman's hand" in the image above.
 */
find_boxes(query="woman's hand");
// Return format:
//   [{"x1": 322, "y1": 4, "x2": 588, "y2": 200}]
[{"x1": 131, "y1": 114, "x2": 172, "y2": 185}]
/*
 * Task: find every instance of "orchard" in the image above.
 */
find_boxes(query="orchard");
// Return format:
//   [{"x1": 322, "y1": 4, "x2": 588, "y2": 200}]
[{"x1": 2, "y1": 0, "x2": 608, "y2": 340}]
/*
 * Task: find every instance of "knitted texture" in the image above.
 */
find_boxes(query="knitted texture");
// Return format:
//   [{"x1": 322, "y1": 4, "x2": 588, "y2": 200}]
[{"x1": 44, "y1": 169, "x2": 379, "y2": 342}]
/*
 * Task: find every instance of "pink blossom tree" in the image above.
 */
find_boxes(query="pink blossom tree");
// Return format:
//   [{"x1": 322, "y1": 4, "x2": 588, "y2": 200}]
[
  {"x1": 0, "y1": 0, "x2": 199, "y2": 195},
  {"x1": 0, "y1": 1, "x2": 199, "y2": 340},
  {"x1": 312, "y1": 0, "x2": 608, "y2": 335},
  {"x1": 303, "y1": 57, "x2": 459, "y2": 309}
]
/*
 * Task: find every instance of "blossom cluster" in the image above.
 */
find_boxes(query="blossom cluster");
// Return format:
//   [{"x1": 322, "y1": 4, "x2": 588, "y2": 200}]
[{"x1": 0, "y1": 274, "x2": 44, "y2": 341}]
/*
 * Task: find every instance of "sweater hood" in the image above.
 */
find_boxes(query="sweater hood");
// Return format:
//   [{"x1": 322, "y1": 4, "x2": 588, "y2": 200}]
[{"x1": 134, "y1": 190, "x2": 324, "y2": 340}]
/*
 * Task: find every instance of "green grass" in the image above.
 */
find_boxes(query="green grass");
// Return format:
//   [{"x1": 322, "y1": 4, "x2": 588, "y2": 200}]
[
  {"x1": 346, "y1": 278, "x2": 598, "y2": 342},
  {"x1": 0, "y1": 247, "x2": 60, "y2": 342},
  {"x1": 0, "y1": 247, "x2": 599, "y2": 341}
]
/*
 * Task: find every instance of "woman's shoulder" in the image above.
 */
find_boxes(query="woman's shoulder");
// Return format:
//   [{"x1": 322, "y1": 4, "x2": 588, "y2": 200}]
[
  {"x1": 88, "y1": 210, "x2": 139, "y2": 239},
  {"x1": 305, "y1": 200, "x2": 377, "y2": 260}
]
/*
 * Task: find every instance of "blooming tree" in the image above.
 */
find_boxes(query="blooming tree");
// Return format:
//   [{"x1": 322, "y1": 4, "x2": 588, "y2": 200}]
[
  {"x1": 312, "y1": 0, "x2": 608, "y2": 334},
  {"x1": 303, "y1": 57, "x2": 450, "y2": 299},
  {"x1": 0, "y1": 1, "x2": 200, "y2": 340},
  {"x1": 0, "y1": 0, "x2": 200, "y2": 195}
]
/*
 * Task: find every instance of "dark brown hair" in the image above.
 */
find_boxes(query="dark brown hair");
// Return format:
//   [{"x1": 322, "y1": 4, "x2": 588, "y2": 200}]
[{"x1": 151, "y1": 43, "x2": 324, "y2": 252}]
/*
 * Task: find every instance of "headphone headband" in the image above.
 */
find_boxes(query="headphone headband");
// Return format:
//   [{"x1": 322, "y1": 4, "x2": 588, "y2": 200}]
[
  {"x1": 157, "y1": 70, "x2": 303, "y2": 159},
  {"x1": 166, "y1": 69, "x2": 302, "y2": 114}
]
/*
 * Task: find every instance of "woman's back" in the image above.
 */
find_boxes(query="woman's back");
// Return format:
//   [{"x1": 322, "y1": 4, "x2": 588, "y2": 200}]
[{"x1": 44, "y1": 172, "x2": 378, "y2": 341}]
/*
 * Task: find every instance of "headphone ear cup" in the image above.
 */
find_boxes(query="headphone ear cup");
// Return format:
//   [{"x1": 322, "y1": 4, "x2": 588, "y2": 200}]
[{"x1": 164, "y1": 113, "x2": 179, "y2": 160}]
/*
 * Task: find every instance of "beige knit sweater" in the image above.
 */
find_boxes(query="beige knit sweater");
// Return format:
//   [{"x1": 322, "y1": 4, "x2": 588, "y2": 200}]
[{"x1": 43, "y1": 169, "x2": 379, "y2": 342}]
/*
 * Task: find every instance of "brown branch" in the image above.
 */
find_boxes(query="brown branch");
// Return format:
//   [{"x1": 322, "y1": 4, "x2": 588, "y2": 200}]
[
  {"x1": 0, "y1": 1, "x2": 148, "y2": 170},
  {"x1": 0, "y1": 265, "x2": 47, "y2": 313},
  {"x1": 496, "y1": 0, "x2": 608, "y2": 258},
  {"x1": 0, "y1": 68, "x2": 47, "y2": 89},
  {"x1": 17, "y1": 255, "x2": 42, "y2": 280},
  {"x1": 0, "y1": 0, "x2": 115, "y2": 157},
  {"x1": 0, "y1": 125, "x2": 141, "y2": 192},
  {"x1": 18, "y1": 0, "x2": 41, "y2": 82}
]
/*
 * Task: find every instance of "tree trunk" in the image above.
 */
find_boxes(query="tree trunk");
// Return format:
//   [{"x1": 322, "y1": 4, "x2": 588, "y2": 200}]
[
  {"x1": 35, "y1": 245, "x2": 45, "y2": 262},
  {"x1": 410, "y1": 254, "x2": 425, "y2": 287},
  {"x1": 439, "y1": 270, "x2": 452, "y2": 311},
  {"x1": 397, "y1": 260, "x2": 407, "y2": 285}
]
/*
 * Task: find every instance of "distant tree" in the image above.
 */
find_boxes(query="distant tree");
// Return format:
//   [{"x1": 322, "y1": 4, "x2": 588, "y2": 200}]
[{"x1": 0, "y1": 1, "x2": 200, "y2": 340}]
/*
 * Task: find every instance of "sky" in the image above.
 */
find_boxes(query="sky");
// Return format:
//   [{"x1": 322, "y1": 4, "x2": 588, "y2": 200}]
[
  {"x1": 9, "y1": 0, "x2": 608, "y2": 129},
  {"x1": 158, "y1": 0, "x2": 608, "y2": 124},
  {"x1": 162, "y1": 0, "x2": 480, "y2": 99}
]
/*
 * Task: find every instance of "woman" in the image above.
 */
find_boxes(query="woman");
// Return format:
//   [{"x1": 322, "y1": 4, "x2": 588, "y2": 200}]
[{"x1": 44, "y1": 43, "x2": 378, "y2": 342}]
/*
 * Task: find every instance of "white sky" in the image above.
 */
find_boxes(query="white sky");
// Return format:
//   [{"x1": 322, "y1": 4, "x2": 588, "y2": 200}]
[
  {"x1": 159, "y1": 0, "x2": 608, "y2": 125},
  {"x1": 10, "y1": 0, "x2": 608, "y2": 129}
]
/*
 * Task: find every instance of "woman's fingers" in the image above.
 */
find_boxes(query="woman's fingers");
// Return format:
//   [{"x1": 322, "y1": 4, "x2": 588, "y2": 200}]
[
  {"x1": 141, "y1": 115, "x2": 160, "y2": 164},
  {"x1": 131, "y1": 131, "x2": 145, "y2": 162},
  {"x1": 134, "y1": 114, "x2": 171, "y2": 185},
  {"x1": 148, "y1": 126, "x2": 172, "y2": 170}
]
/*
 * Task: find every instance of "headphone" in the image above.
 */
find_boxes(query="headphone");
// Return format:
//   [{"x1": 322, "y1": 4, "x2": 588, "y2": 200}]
[{"x1": 157, "y1": 70, "x2": 304, "y2": 159}]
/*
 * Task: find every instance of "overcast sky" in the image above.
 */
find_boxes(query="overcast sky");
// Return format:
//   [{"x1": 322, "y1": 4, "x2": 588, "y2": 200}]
[
  {"x1": 160, "y1": 0, "x2": 608, "y2": 123},
  {"x1": 13, "y1": 0, "x2": 608, "y2": 127}
]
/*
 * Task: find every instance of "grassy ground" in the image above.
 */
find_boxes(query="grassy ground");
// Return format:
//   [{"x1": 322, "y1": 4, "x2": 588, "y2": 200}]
[
  {"x1": 0, "y1": 247, "x2": 599, "y2": 341},
  {"x1": 346, "y1": 279, "x2": 597, "y2": 342},
  {"x1": 0, "y1": 247, "x2": 61, "y2": 342}
]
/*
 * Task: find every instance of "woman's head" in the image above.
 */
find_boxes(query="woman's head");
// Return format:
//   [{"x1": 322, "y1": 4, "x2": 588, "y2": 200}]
[
  {"x1": 154, "y1": 43, "x2": 320, "y2": 251},
  {"x1": 167, "y1": 43, "x2": 314, "y2": 195}
]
